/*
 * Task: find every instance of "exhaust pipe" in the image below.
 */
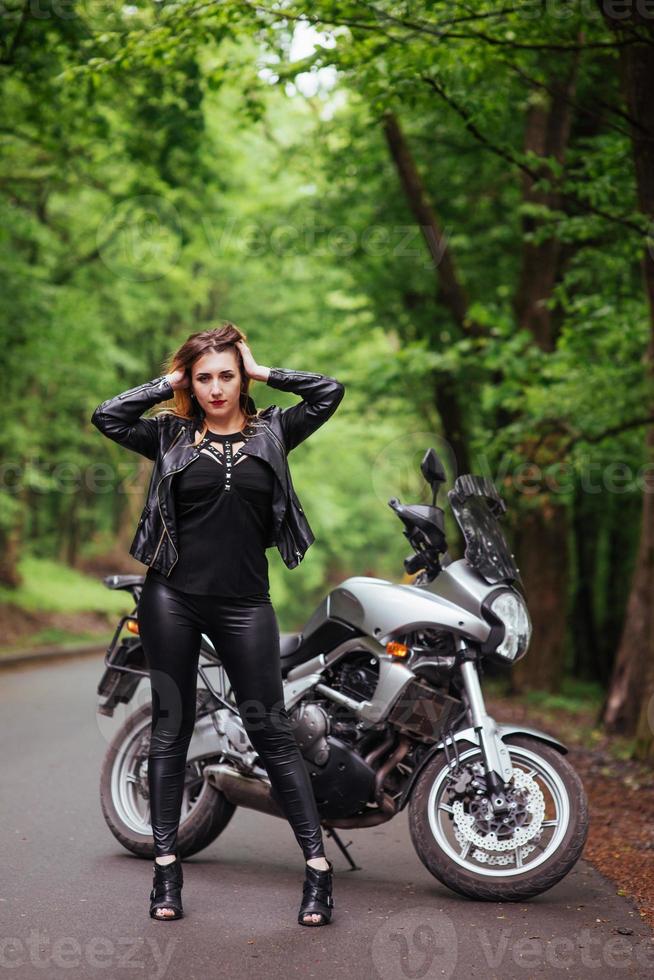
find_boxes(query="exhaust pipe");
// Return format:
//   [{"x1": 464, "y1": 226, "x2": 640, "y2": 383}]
[
  {"x1": 204, "y1": 740, "x2": 407, "y2": 829},
  {"x1": 204, "y1": 764, "x2": 285, "y2": 818}
]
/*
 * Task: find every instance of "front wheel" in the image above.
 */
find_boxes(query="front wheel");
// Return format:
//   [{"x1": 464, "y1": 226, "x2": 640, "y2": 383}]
[{"x1": 408, "y1": 735, "x2": 589, "y2": 901}]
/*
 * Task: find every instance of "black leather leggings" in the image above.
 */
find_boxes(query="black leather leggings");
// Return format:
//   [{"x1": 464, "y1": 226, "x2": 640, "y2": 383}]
[{"x1": 138, "y1": 573, "x2": 326, "y2": 860}]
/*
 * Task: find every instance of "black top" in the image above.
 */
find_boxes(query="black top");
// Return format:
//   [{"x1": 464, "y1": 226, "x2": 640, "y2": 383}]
[{"x1": 146, "y1": 428, "x2": 276, "y2": 601}]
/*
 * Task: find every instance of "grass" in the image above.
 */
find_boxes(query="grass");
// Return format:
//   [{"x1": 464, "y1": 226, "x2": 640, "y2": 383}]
[
  {"x1": 0, "y1": 555, "x2": 134, "y2": 654},
  {"x1": 484, "y1": 675, "x2": 604, "y2": 712},
  {"x1": 519, "y1": 677, "x2": 605, "y2": 713},
  {"x1": 484, "y1": 675, "x2": 645, "y2": 764},
  {"x1": 0, "y1": 630, "x2": 115, "y2": 658},
  {"x1": 19, "y1": 627, "x2": 113, "y2": 647},
  {"x1": 0, "y1": 556, "x2": 134, "y2": 615}
]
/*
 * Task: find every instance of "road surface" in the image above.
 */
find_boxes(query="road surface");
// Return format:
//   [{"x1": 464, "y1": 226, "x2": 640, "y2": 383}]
[{"x1": 2, "y1": 655, "x2": 653, "y2": 979}]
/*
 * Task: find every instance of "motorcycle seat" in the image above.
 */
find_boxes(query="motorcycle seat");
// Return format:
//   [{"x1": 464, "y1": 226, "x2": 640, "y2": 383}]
[{"x1": 280, "y1": 632, "x2": 303, "y2": 659}]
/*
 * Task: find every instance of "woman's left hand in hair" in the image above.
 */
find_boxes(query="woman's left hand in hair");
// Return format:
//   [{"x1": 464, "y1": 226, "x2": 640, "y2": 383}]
[{"x1": 236, "y1": 339, "x2": 270, "y2": 382}]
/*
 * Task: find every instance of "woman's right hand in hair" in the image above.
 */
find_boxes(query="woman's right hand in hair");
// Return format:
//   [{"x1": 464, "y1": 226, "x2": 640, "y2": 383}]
[{"x1": 165, "y1": 368, "x2": 190, "y2": 391}]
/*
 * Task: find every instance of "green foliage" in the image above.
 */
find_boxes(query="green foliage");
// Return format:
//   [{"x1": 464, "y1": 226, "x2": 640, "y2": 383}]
[
  {"x1": 1, "y1": 1, "x2": 652, "y2": 703},
  {"x1": 521, "y1": 678, "x2": 605, "y2": 714},
  {"x1": 0, "y1": 557, "x2": 131, "y2": 614}
]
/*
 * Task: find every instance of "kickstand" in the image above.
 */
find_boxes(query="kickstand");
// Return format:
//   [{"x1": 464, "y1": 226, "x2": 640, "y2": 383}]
[{"x1": 323, "y1": 827, "x2": 362, "y2": 870}]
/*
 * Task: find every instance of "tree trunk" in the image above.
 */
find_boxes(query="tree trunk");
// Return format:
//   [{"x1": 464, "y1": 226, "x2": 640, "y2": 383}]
[
  {"x1": 382, "y1": 111, "x2": 472, "y2": 476},
  {"x1": 0, "y1": 472, "x2": 28, "y2": 588},
  {"x1": 513, "y1": 52, "x2": 579, "y2": 348},
  {"x1": 0, "y1": 523, "x2": 23, "y2": 588},
  {"x1": 511, "y1": 500, "x2": 570, "y2": 693},
  {"x1": 603, "y1": 424, "x2": 654, "y2": 736},
  {"x1": 600, "y1": 10, "x2": 654, "y2": 754},
  {"x1": 509, "y1": 58, "x2": 578, "y2": 691},
  {"x1": 570, "y1": 479, "x2": 600, "y2": 682},
  {"x1": 598, "y1": 490, "x2": 642, "y2": 687}
]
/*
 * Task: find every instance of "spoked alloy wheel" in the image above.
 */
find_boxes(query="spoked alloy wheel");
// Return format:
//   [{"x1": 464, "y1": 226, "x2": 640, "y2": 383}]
[
  {"x1": 99, "y1": 691, "x2": 236, "y2": 859},
  {"x1": 408, "y1": 735, "x2": 589, "y2": 901}
]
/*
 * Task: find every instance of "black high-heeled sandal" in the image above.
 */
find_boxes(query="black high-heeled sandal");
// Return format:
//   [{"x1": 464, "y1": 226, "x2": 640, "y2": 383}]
[
  {"x1": 298, "y1": 859, "x2": 334, "y2": 927},
  {"x1": 149, "y1": 855, "x2": 184, "y2": 921}
]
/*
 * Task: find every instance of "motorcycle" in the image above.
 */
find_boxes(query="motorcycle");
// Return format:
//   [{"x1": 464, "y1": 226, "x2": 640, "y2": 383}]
[{"x1": 97, "y1": 448, "x2": 588, "y2": 901}]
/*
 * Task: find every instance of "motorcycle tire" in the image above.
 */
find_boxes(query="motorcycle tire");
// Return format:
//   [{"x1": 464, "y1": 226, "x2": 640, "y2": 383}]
[
  {"x1": 99, "y1": 696, "x2": 236, "y2": 859},
  {"x1": 408, "y1": 734, "x2": 589, "y2": 901}
]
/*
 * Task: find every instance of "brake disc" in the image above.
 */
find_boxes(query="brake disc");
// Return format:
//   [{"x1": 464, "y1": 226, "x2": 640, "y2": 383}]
[{"x1": 450, "y1": 767, "x2": 545, "y2": 864}]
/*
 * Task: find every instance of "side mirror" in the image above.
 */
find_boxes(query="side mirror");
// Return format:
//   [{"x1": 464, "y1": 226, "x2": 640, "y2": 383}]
[{"x1": 420, "y1": 449, "x2": 447, "y2": 504}]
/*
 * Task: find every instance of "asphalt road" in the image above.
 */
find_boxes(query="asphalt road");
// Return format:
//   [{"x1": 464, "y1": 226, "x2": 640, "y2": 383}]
[{"x1": 2, "y1": 654, "x2": 653, "y2": 980}]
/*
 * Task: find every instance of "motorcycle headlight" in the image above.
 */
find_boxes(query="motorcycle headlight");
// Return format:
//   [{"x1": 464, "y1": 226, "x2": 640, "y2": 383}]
[{"x1": 488, "y1": 591, "x2": 532, "y2": 662}]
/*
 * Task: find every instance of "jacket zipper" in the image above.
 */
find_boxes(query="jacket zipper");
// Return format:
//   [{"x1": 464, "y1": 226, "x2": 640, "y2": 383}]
[
  {"x1": 289, "y1": 527, "x2": 302, "y2": 563},
  {"x1": 118, "y1": 376, "x2": 170, "y2": 399},
  {"x1": 151, "y1": 525, "x2": 167, "y2": 565},
  {"x1": 284, "y1": 504, "x2": 303, "y2": 563},
  {"x1": 264, "y1": 424, "x2": 285, "y2": 455},
  {"x1": 263, "y1": 423, "x2": 303, "y2": 563},
  {"x1": 264, "y1": 424, "x2": 291, "y2": 492},
  {"x1": 162, "y1": 426, "x2": 185, "y2": 460},
  {"x1": 147, "y1": 428, "x2": 187, "y2": 567},
  {"x1": 154, "y1": 444, "x2": 200, "y2": 575}
]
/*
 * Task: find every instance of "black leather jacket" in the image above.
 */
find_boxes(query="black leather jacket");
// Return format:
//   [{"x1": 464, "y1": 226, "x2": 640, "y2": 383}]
[{"x1": 90, "y1": 367, "x2": 345, "y2": 574}]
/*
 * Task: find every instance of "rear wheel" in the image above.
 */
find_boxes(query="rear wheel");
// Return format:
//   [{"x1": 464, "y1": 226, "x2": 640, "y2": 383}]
[
  {"x1": 408, "y1": 735, "x2": 589, "y2": 901},
  {"x1": 99, "y1": 693, "x2": 236, "y2": 859}
]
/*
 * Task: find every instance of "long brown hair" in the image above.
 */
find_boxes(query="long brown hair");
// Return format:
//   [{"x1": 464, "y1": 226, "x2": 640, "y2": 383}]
[{"x1": 154, "y1": 323, "x2": 263, "y2": 447}]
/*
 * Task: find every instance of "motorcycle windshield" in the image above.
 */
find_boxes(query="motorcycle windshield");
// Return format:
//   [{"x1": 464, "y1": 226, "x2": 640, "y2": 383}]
[{"x1": 447, "y1": 474, "x2": 522, "y2": 586}]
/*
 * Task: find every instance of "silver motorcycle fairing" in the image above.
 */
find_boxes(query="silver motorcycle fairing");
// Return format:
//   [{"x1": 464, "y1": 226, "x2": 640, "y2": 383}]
[
  {"x1": 325, "y1": 559, "x2": 500, "y2": 645},
  {"x1": 395, "y1": 723, "x2": 568, "y2": 812},
  {"x1": 276, "y1": 560, "x2": 510, "y2": 732},
  {"x1": 278, "y1": 567, "x2": 557, "y2": 790},
  {"x1": 423, "y1": 557, "x2": 524, "y2": 609}
]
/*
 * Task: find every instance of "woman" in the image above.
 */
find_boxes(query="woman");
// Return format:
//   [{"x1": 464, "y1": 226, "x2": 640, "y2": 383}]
[{"x1": 91, "y1": 323, "x2": 345, "y2": 926}]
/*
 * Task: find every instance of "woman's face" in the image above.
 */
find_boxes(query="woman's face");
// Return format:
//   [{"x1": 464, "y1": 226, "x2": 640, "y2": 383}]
[{"x1": 191, "y1": 347, "x2": 245, "y2": 424}]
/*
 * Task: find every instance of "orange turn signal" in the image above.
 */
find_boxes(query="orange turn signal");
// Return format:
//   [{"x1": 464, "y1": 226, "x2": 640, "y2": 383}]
[
  {"x1": 386, "y1": 640, "x2": 409, "y2": 658},
  {"x1": 126, "y1": 618, "x2": 140, "y2": 635}
]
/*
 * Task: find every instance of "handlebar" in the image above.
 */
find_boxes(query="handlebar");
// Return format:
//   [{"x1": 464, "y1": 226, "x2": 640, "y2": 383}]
[{"x1": 389, "y1": 496, "x2": 445, "y2": 580}]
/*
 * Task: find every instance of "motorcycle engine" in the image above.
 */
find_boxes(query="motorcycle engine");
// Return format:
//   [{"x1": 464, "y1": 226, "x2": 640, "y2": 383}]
[
  {"x1": 335, "y1": 651, "x2": 380, "y2": 699},
  {"x1": 291, "y1": 702, "x2": 331, "y2": 765},
  {"x1": 286, "y1": 654, "x2": 385, "y2": 819},
  {"x1": 324, "y1": 650, "x2": 380, "y2": 743}
]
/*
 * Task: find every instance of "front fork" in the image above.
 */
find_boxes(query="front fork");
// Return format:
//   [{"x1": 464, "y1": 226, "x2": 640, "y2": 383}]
[{"x1": 457, "y1": 640, "x2": 514, "y2": 809}]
